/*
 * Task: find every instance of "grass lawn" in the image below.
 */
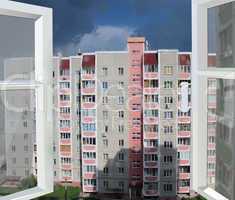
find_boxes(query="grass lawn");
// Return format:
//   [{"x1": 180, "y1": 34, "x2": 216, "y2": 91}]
[
  {"x1": 36, "y1": 185, "x2": 80, "y2": 200},
  {"x1": 0, "y1": 186, "x2": 21, "y2": 196}
]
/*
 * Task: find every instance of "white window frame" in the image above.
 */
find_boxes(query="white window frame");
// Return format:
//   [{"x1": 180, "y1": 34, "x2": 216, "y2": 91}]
[
  {"x1": 0, "y1": 1, "x2": 53, "y2": 200},
  {"x1": 192, "y1": 0, "x2": 235, "y2": 200}
]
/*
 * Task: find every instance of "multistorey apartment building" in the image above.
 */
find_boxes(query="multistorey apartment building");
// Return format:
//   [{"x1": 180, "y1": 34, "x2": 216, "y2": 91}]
[{"x1": 1, "y1": 37, "x2": 217, "y2": 199}]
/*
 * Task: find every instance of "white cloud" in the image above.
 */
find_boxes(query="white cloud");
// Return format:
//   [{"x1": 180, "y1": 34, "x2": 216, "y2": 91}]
[{"x1": 56, "y1": 25, "x2": 136, "y2": 56}]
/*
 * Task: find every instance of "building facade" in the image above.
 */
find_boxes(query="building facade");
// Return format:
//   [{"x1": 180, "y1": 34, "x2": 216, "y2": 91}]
[{"x1": 1, "y1": 37, "x2": 216, "y2": 199}]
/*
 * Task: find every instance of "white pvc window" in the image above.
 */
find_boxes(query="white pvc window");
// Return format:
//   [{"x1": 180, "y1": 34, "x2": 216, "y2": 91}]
[
  {"x1": 192, "y1": 0, "x2": 235, "y2": 200},
  {"x1": 0, "y1": 1, "x2": 53, "y2": 200}
]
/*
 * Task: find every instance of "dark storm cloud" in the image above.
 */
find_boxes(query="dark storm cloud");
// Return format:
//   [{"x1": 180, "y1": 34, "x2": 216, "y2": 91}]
[
  {"x1": 13, "y1": 0, "x2": 96, "y2": 53},
  {"x1": 13, "y1": 0, "x2": 192, "y2": 55}
]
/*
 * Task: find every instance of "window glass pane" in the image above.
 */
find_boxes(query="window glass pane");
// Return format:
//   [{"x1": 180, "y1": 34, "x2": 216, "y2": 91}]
[
  {"x1": 207, "y1": 79, "x2": 235, "y2": 200},
  {"x1": 0, "y1": 90, "x2": 36, "y2": 195},
  {"x1": 208, "y1": 2, "x2": 235, "y2": 68},
  {"x1": 0, "y1": 15, "x2": 35, "y2": 81}
]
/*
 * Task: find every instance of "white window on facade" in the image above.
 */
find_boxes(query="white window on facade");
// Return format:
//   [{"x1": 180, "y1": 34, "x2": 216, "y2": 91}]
[
  {"x1": 0, "y1": 1, "x2": 53, "y2": 199},
  {"x1": 192, "y1": 1, "x2": 235, "y2": 199}
]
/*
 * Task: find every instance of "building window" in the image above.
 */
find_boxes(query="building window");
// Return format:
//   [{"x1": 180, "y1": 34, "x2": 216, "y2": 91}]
[
  {"x1": 164, "y1": 111, "x2": 173, "y2": 119},
  {"x1": 118, "y1": 110, "x2": 124, "y2": 118},
  {"x1": 163, "y1": 169, "x2": 173, "y2": 177},
  {"x1": 103, "y1": 139, "x2": 108, "y2": 147},
  {"x1": 164, "y1": 126, "x2": 173, "y2": 134},
  {"x1": 163, "y1": 184, "x2": 173, "y2": 192},
  {"x1": 103, "y1": 167, "x2": 109, "y2": 175},
  {"x1": 118, "y1": 152, "x2": 124, "y2": 161},
  {"x1": 104, "y1": 125, "x2": 108, "y2": 133},
  {"x1": 103, "y1": 153, "x2": 109, "y2": 160},
  {"x1": 164, "y1": 80, "x2": 173, "y2": 88},
  {"x1": 119, "y1": 139, "x2": 124, "y2": 146},
  {"x1": 118, "y1": 125, "x2": 124, "y2": 133},
  {"x1": 164, "y1": 66, "x2": 173, "y2": 75},
  {"x1": 102, "y1": 81, "x2": 108, "y2": 90},
  {"x1": 118, "y1": 81, "x2": 124, "y2": 88},
  {"x1": 118, "y1": 167, "x2": 124, "y2": 174},
  {"x1": 118, "y1": 96, "x2": 124, "y2": 104},
  {"x1": 102, "y1": 67, "x2": 108, "y2": 76},
  {"x1": 118, "y1": 67, "x2": 124, "y2": 75},
  {"x1": 102, "y1": 96, "x2": 108, "y2": 104},
  {"x1": 103, "y1": 110, "x2": 108, "y2": 119},
  {"x1": 163, "y1": 156, "x2": 173, "y2": 163},
  {"x1": 103, "y1": 181, "x2": 109, "y2": 189}
]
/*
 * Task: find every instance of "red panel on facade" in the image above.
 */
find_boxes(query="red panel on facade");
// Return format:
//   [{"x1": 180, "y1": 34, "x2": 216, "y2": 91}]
[
  {"x1": 82, "y1": 55, "x2": 95, "y2": 67},
  {"x1": 208, "y1": 55, "x2": 216, "y2": 67},
  {"x1": 179, "y1": 54, "x2": 191, "y2": 65},
  {"x1": 144, "y1": 53, "x2": 157, "y2": 65},
  {"x1": 61, "y1": 59, "x2": 70, "y2": 69}
]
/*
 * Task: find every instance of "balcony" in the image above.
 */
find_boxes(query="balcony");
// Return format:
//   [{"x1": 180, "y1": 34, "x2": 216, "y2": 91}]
[
  {"x1": 179, "y1": 172, "x2": 190, "y2": 179},
  {"x1": 60, "y1": 139, "x2": 71, "y2": 145},
  {"x1": 143, "y1": 189, "x2": 159, "y2": 196},
  {"x1": 82, "y1": 145, "x2": 96, "y2": 151},
  {"x1": 60, "y1": 113, "x2": 71, "y2": 120},
  {"x1": 144, "y1": 87, "x2": 159, "y2": 94},
  {"x1": 59, "y1": 88, "x2": 70, "y2": 94},
  {"x1": 60, "y1": 127, "x2": 71, "y2": 132},
  {"x1": 81, "y1": 87, "x2": 95, "y2": 94},
  {"x1": 178, "y1": 116, "x2": 191, "y2": 123},
  {"x1": 144, "y1": 147, "x2": 158, "y2": 154},
  {"x1": 83, "y1": 172, "x2": 96, "y2": 179},
  {"x1": 144, "y1": 161, "x2": 158, "y2": 168},
  {"x1": 81, "y1": 102, "x2": 96, "y2": 109},
  {"x1": 61, "y1": 164, "x2": 72, "y2": 170},
  {"x1": 178, "y1": 144, "x2": 190, "y2": 152},
  {"x1": 83, "y1": 159, "x2": 96, "y2": 165},
  {"x1": 59, "y1": 100, "x2": 70, "y2": 107},
  {"x1": 144, "y1": 117, "x2": 159, "y2": 124},
  {"x1": 82, "y1": 116, "x2": 96, "y2": 123},
  {"x1": 144, "y1": 72, "x2": 158, "y2": 79},
  {"x1": 178, "y1": 159, "x2": 190, "y2": 166},
  {"x1": 59, "y1": 75, "x2": 70, "y2": 81},
  {"x1": 178, "y1": 186, "x2": 190, "y2": 194},
  {"x1": 144, "y1": 132, "x2": 158, "y2": 139},
  {"x1": 178, "y1": 72, "x2": 191, "y2": 80},
  {"x1": 144, "y1": 102, "x2": 159, "y2": 109},
  {"x1": 144, "y1": 176, "x2": 158, "y2": 182},
  {"x1": 83, "y1": 185, "x2": 96, "y2": 193},
  {"x1": 81, "y1": 73, "x2": 95, "y2": 80},
  {"x1": 178, "y1": 131, "x2": 191, "y2": 138}
]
